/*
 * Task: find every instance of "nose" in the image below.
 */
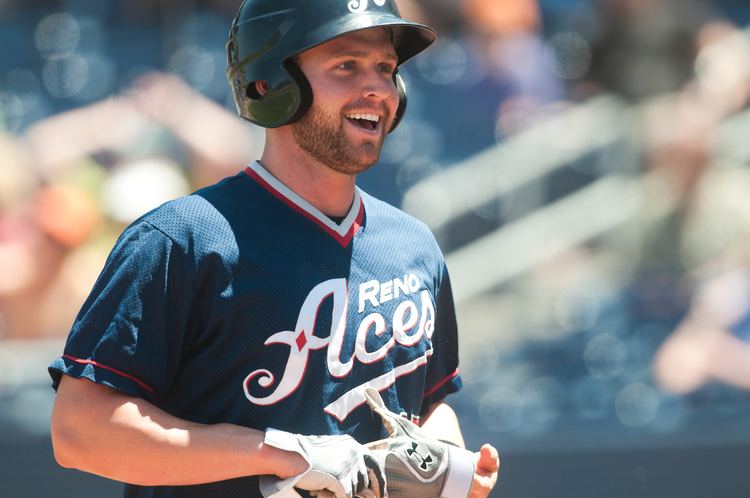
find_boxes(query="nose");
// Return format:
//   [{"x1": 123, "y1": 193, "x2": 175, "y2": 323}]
[{"x1": 361, "y1": 70, "x2": 398, "y2": 104}]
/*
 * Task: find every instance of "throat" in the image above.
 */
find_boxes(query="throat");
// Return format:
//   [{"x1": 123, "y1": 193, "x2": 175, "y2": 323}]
[{"x1": 327, "y1": 214, "x2": 346, "y2": 225}]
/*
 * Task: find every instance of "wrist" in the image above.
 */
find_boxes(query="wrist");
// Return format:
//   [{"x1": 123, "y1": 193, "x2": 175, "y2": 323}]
[{"x1": 261, "y1": 428, "x2": 309, "y2": 479}]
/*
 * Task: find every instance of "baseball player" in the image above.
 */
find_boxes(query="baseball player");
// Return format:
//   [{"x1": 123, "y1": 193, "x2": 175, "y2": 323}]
[{"x1": 48, "y1": 1, "x2": 500, "y2": 497}]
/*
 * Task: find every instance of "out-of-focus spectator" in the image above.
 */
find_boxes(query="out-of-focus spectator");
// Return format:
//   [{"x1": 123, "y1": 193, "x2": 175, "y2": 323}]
[
  {"x1": 0, "y1": 178, "x2": 103, "y2": 341},
  {"x1": 409, "y1": 0, "x2": 465, "y2": 34},
  {"x1": 399, "y1": 0, "x2": 568, "y2": 167},
  {"x1": 24, "y1": 72, "x2": 258, "y2": 188},
  {"x1": 578, "y1": 0, "x2": 719, "y2": 101},
  {"x1": 462, "y1": 0, "x2": 568, "y2": 138},
  {"x1": 477, "y1": 2, "x2": 750, "y2": 414},
  {"x1": 623, "y1": 21, "x2": 750, "y2": 292},
  {"x1": 0, "y1": 134, "x2": 35, "y2": 211},
  {"x1": 126, "y1": 72, "x2": 259, "y2": 187},
  {"x1": 101, "y1": 155, "x2": 190, "y2": 228},
  {"x1": 624, "y1": 22, "x2": 750, "y2": 393},
  {"x1": 654, "y1": 270, "x2": 750, "y2": 393},
  {"x1": 0, "y1": 72, "x2": 260, "y2": 341}
]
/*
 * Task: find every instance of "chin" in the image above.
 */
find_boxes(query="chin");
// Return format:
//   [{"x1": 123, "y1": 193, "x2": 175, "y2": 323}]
[
  {"x1": 330, "y1": 158, "x2": 378, "y2": 176},
  {"x1": 329, "y1": 150, "x2": 380, "y2": 175}
]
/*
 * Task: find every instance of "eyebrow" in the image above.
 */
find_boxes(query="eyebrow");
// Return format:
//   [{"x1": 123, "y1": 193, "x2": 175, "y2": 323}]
[{"x1": 326, "y1": 49, "x2": 398, "y2": 63}]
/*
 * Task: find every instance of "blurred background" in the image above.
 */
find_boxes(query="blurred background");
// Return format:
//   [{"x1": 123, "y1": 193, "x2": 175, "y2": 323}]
[{"x1": 2, "y1": 0, "x2": 750, "y2": 496}]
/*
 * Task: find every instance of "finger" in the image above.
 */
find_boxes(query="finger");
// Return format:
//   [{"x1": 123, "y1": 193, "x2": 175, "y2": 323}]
[
  {"x1": 333, "y1": 485, "x2": 348, "y2": 498},
  {"x1": 357, "y1": 459, "x2": 368, "y2": 493},
  {"x1": 477, "y1": 444, "x2": 500, "y2": 473},
  {"x1": 363, "y1": 455, "x2": 384, "y2": 498}
]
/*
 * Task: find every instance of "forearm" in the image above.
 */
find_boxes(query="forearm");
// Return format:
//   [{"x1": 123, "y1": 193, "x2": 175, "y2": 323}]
[
  {"x1": 420, "y1": 401, "x2": 466, "y2": 448},
  {"x1": 51, "y1": 376, "x2": 304, "y2": 486}
]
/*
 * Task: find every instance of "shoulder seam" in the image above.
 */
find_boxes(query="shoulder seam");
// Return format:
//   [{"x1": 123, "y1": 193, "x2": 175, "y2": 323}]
[
  {"x1": 140, "y1": 218, "x2": 184, "y2": 249},
  {"x1": 137, "y1": 218, "x2": 199, "y2": 296}
]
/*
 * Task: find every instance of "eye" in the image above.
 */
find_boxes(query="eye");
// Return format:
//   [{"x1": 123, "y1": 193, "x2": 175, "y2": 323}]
[
  {"x1": 378, "y1": 63, "x2": 396, "y2": 75},
  {"x1": 337, "y1": 61, "x2": 355, "y2": 70}
]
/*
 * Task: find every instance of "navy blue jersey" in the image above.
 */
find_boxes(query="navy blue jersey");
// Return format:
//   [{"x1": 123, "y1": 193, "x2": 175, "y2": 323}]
[{"x1": 49, "y1": 161, "x2": 462, "y2": 497}]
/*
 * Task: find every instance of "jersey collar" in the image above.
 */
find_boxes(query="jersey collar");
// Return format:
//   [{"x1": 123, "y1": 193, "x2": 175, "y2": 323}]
[{"x1": 244, "y1": 161, "x2": 364, "y2": 248}]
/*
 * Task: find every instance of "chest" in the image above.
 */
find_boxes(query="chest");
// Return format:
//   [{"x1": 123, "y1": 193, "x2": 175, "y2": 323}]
[{"x1": 175, "y1": 235, "x2": 439, "y2": 430}]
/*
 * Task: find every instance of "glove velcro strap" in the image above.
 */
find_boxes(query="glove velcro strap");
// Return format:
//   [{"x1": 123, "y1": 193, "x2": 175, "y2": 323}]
[
  {"x1": 260, "y1": 429, "x2": 311, "y2": 498},
  {"x1": 441, "y1": 446, "x2": 475, "y2": 498},
  {"x1": 264, "y1": 428, "x2": 303, "y2": 454}
]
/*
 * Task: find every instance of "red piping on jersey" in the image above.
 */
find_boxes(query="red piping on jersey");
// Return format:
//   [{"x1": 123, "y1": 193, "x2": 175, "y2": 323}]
[
  {"x1": 422, "y1": 368, "x2": 460, "y2": 398},
  {"x1": 62, "y1": 355, "x2": 156, "y2": 395},
  {"x1": 244, "y1": 166, "x2": 363, "y2": 248}
]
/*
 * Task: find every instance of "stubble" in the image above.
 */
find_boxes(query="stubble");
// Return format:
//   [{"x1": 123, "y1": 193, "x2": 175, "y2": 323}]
[{"x1": 290, "y1": 104, "x2": 387, "y2": 175}]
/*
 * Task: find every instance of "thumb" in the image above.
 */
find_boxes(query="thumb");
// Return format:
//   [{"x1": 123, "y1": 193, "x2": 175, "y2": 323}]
[{"x1": 476, "y1": 444, "x2": 500, "y2": 472}]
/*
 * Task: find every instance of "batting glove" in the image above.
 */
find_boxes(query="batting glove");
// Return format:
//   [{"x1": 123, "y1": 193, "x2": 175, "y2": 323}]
[
  {"x1": 363, "y1": 388, "x2": 475, "y2": 498},
  {"x1": 259, "y1": 428, "x2": 385, "y2": 498}
]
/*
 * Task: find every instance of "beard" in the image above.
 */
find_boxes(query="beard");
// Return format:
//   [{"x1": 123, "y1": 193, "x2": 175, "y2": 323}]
[{"x1": 290, "y1": 102, "x2": 388, "y2": 175}]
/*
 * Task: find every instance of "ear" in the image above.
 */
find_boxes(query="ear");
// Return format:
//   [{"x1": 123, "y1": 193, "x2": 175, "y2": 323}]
[{"x1": 246, "y1": 80, "x2": 269, "y2": 99}]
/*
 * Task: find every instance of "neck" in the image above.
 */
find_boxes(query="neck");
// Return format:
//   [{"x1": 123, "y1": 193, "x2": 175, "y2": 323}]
[{"x1": 259, "y1": 131, "x2": 357, "y2": 218}]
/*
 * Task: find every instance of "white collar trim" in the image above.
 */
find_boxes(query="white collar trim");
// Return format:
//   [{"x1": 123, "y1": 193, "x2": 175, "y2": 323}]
[{"x1": 246, "y1": 161, "x2": 364, "y2": 241}]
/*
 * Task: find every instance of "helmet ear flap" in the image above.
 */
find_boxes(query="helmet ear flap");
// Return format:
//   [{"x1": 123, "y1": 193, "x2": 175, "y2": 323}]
[
  {"x1": 389, "y1": 71, "x2": 407, "y2": 133},
  {"x1": 282, "y1": 58, "x2": 313, "y2": 124},
  {"x1": 229, "y1": 55, "x2": 312, "y2": 128}
]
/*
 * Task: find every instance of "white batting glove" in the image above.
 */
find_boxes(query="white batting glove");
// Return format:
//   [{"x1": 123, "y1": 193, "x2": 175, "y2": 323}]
[
  {"x1": 363, "y1": 388, "x2": 475, "y2": 498},
  {"x1": 259, "y1": 428, "x2": 384, "y2": 498}
]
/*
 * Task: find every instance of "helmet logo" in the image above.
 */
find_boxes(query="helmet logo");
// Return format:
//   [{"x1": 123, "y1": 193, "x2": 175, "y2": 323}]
[{"x1": 348, "y1": 0, "x2": 386, "y2": 14}]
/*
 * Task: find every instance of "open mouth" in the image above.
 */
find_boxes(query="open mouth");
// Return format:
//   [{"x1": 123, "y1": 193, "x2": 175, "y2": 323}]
[{"x1": 345, "y1": 112, "x2": 380, "y2": 132}]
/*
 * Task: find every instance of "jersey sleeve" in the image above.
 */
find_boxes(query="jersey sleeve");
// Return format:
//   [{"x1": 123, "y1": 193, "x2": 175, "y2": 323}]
[
  {"x1": 48, "y1": 220, "x2": 196, "y2": 401},
  {"x1": 420, "y1": 265, "x2": 463, "y2": 414}
]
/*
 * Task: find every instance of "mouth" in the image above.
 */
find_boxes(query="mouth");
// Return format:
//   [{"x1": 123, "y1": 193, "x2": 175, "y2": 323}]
[{"x1": 344, "y1": 112, "x2": 381, "y2": 134}]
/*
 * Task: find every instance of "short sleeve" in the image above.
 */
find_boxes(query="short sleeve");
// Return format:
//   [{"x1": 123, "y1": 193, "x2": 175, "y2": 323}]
[
  {"x1": 48, "y1": 221, "x2": 196, "y2": 401},
  {"x1": 420, "y1": 265, "x2": 462, "y2": 414}
]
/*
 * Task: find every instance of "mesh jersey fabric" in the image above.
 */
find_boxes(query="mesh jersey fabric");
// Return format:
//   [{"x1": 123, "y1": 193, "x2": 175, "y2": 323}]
[{"x1": 48, "y1": 161, "x2": 462, "y2": 498}]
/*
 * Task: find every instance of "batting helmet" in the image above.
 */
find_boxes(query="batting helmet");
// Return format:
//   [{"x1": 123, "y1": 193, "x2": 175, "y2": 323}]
[{"x1": 226, "y1": 0, "x2": 436, "y2": 131}]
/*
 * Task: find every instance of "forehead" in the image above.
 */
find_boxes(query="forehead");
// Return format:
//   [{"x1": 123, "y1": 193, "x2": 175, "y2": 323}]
[{"x1": 299, "y1": 28, "x2": 397, "y2": 62}]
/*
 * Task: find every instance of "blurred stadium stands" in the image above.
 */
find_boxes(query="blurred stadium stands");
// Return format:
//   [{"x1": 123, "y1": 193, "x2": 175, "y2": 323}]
[{"x1": 3, "y1": 1, "x2": 750, "y2": 497}]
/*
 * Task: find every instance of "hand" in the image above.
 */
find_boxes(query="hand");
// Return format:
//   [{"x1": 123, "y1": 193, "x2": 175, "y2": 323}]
[
  {"x1": 469, "y1": 444, "x2": 500, "y2": 498},
  {"x1": 127, "y1": 72, "x2": 191, "y2": 122},
  {"x1": 363, "y1": 388, "x2": 427, "y2": 440},
  {"x1": 364, "y1": 388, "x2": 476, "y2": 498},
  {"x1": 260, "y1": 429, "x2": 383, "y2": 498}
]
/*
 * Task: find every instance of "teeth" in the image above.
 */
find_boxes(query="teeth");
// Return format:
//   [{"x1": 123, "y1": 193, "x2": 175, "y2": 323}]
[{"x1": 346, "y1": 113, "x2": 379, "y2": 122}]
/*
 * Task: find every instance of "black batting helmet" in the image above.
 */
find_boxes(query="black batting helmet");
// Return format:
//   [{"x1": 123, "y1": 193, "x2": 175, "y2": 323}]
[{"x1": 226, "y1": 0, "x2": 436, "y2": 132}]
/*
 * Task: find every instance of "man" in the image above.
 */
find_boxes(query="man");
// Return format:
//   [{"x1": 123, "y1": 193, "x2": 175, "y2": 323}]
[{"x1": 49, "y1": 1, "x2": 500, "y2": 497}]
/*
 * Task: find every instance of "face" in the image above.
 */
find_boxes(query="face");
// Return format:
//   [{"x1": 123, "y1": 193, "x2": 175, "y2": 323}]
[{"x1": 290, "y1": 28, "x2": 400, "y2": 175}]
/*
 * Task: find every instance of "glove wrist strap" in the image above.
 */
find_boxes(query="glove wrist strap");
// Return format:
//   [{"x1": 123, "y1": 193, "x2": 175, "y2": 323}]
[
  {"x1": 441, "y1": 446, "x2": 475, "y2": 498},
  {"x1": 260, "y1": 429, "x2": 310, "y2": 498}
]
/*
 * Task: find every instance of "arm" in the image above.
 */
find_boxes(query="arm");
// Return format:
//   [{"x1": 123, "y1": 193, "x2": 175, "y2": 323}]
[
  {"x1": 128, "y1": 73, "x2": 258, "y2": 170},
  {"x1": 421, "y1": 402, "x2": 500, "y2": 498},
  {"x1": 420, "y1": 401, "x2": 465, "y2": 448},
  {"x1": 51, "y1": 375, "x2": 307, "y2": 486}
]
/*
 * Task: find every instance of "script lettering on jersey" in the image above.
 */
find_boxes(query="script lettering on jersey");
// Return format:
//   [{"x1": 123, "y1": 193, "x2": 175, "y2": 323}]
[
  {"x1": 242, "y1": 276, "x2": 435, "y2": 420},
  {"x1": 348, "y1": 0, "x2": 387, "y2": 14},
  {"x1": 358, "y1": 274, "x2": 421, "y2": 312}
]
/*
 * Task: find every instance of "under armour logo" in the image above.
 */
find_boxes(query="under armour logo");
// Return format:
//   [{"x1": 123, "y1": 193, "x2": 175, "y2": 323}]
[
  {"x1": 405, "y1": 441, "x2": 434, "y2": 471},
  {"x1": 348, "y1": 0, "x2": 386, "y2": 14}
]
